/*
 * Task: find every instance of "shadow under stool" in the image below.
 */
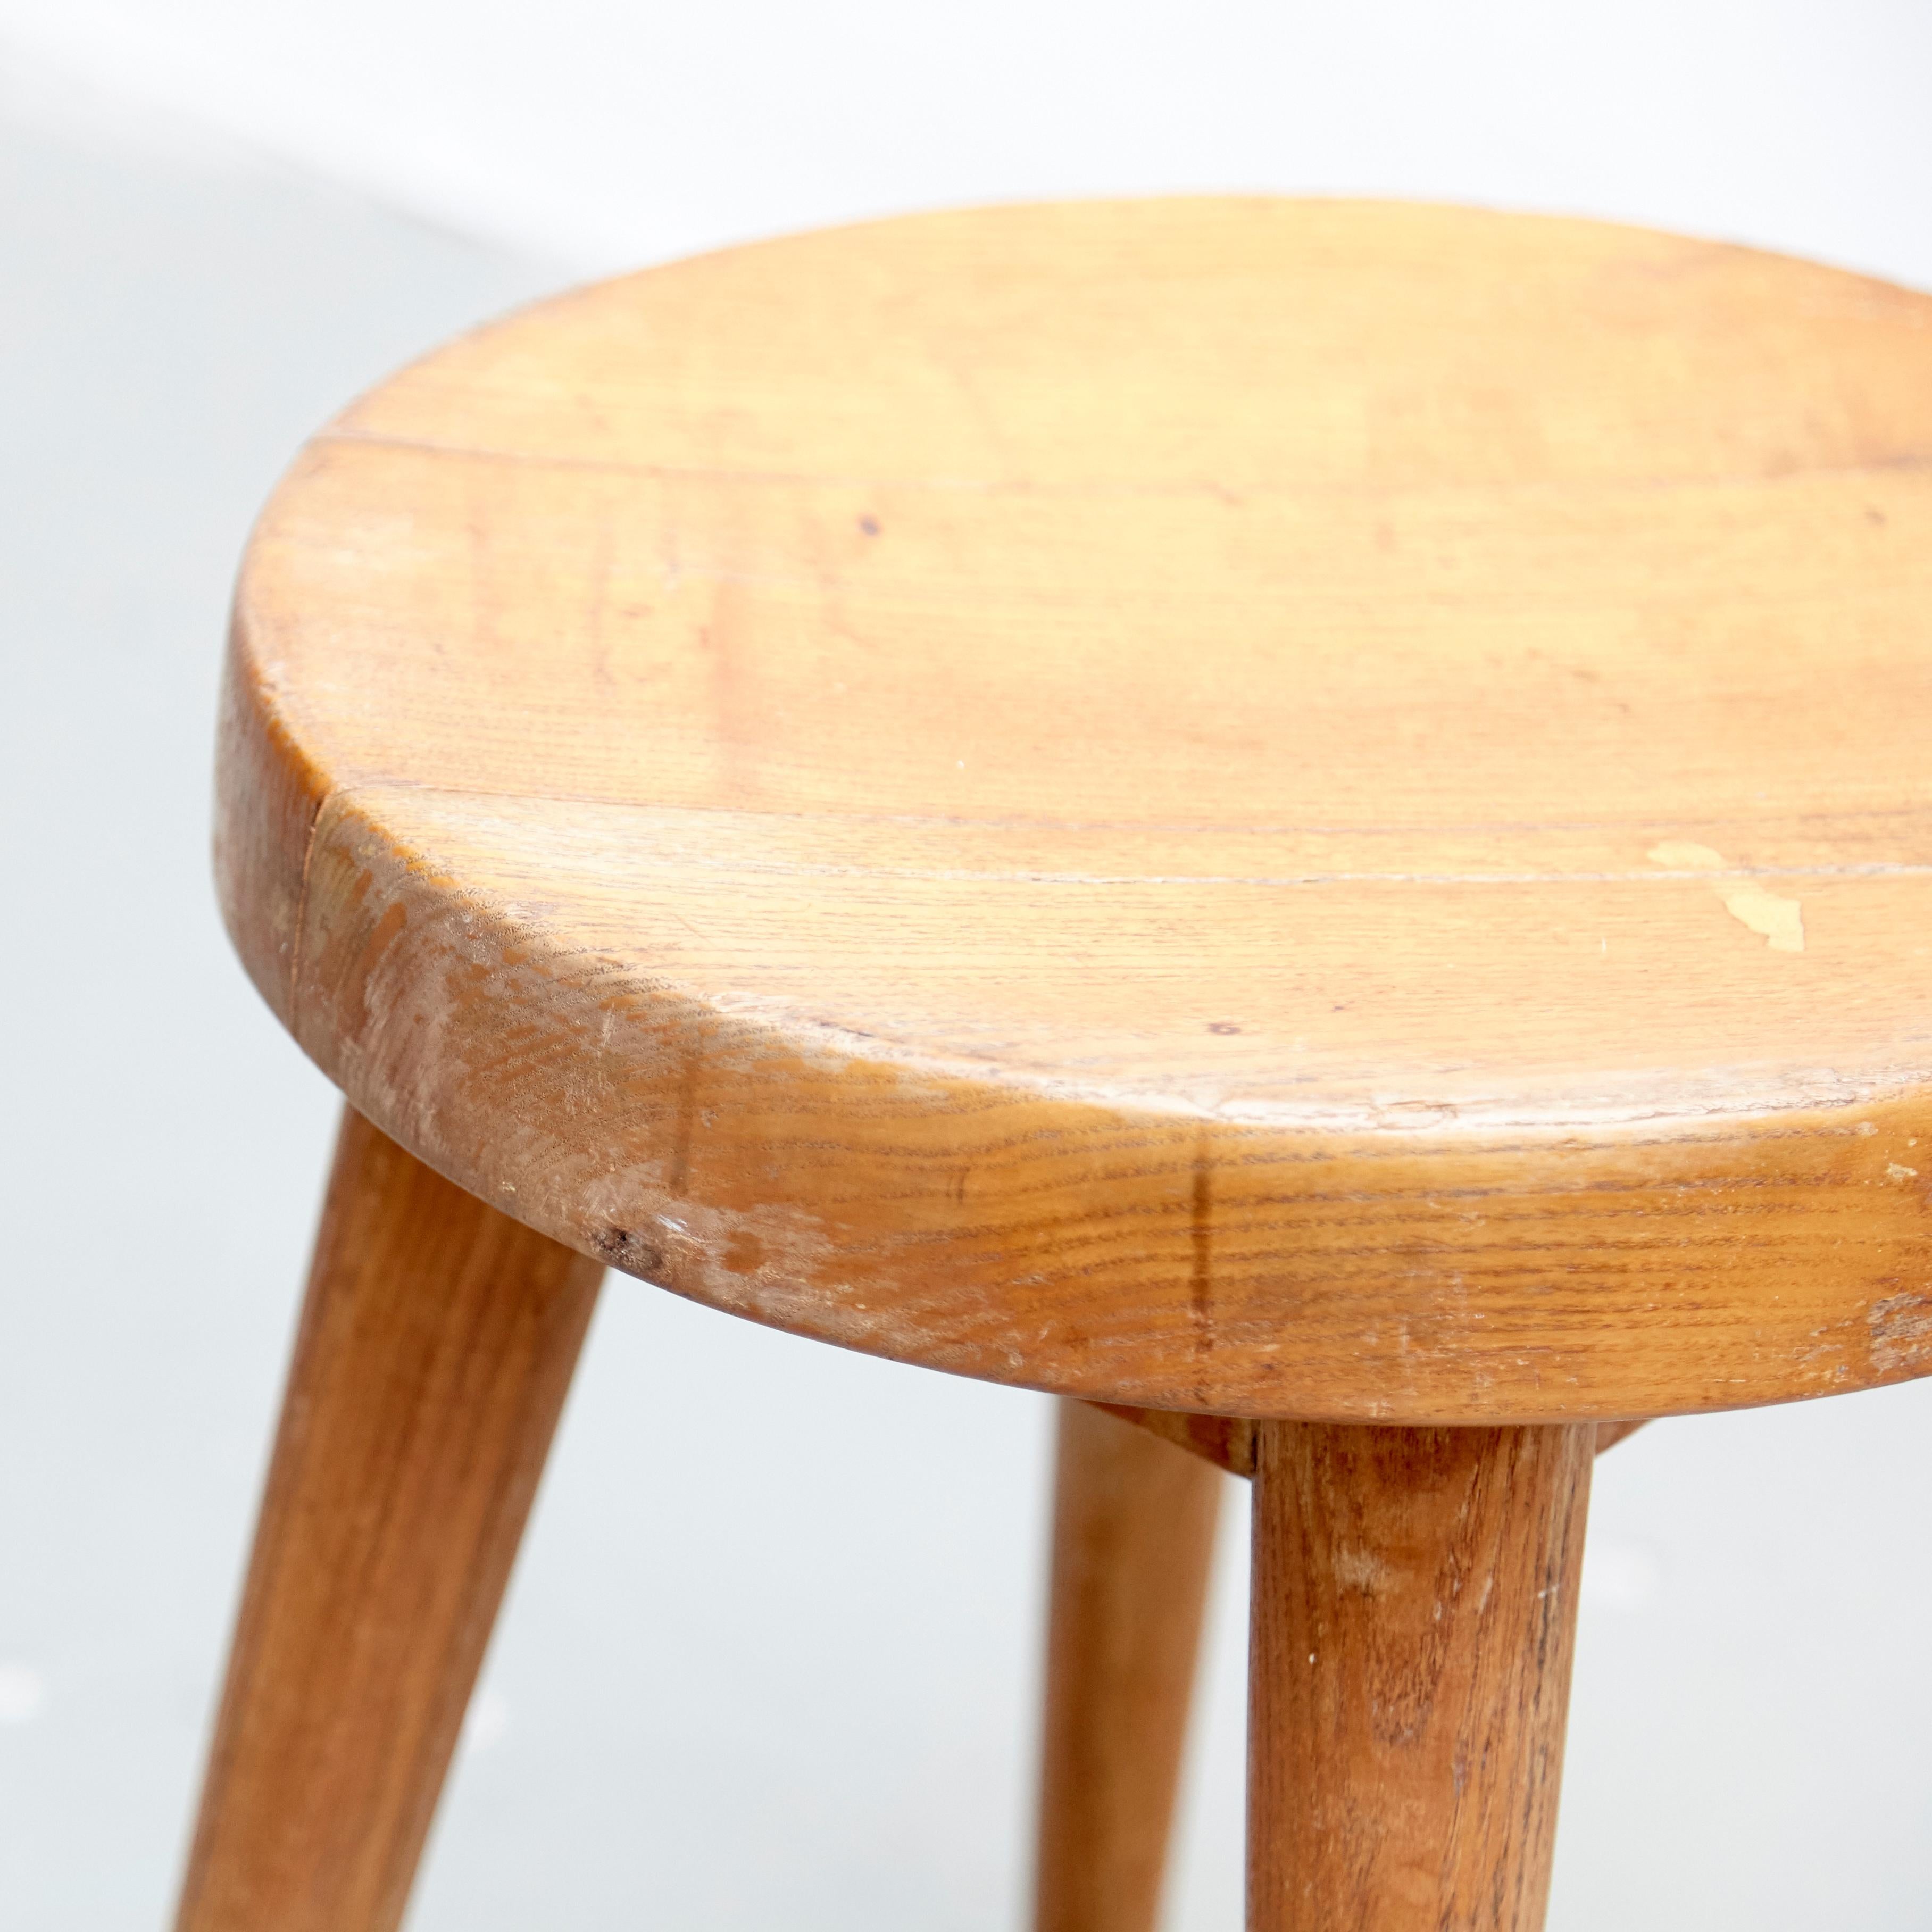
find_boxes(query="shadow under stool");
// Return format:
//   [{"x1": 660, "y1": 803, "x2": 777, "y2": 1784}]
[{"x1": 174, "y1": 198, "x2": 1932, "y2": 1932}]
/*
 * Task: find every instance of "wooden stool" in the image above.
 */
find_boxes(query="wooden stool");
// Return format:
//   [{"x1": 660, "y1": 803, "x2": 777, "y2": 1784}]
[{"x1": 179, "y1": 199, "x2": 1932, "y2": 1932}]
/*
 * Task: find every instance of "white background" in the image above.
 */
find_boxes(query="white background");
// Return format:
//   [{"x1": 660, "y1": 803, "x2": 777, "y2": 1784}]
[
  {"x1": 5, "y1": 0, "x2": 1932, "y2": 279},
  {"x1": 2, "y1": 5, "x2": 1931, "y2": 1928}
]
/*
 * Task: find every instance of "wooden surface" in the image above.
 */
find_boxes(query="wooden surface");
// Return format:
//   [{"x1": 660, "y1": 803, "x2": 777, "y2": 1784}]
[
  {"x1": 174, "y1": 1107, "x2": 603, "y2": 1932},
  {"x1": 1034, "y1": 1400, "x2": 1223, "y2": 1932},
  {"x1": 1094, "y1": 1403, "x2": 1261, "y2": 1478},
  {"x1": 1247, "y1": 1421, "x2": 1593, "y2": 1932},
  {"x1": 218, "y1": 197, "x2": 1932, "y2": 1421},
  {"x1": 1097, "y1": 1404, "x2": 1646, "y2": 1475}
]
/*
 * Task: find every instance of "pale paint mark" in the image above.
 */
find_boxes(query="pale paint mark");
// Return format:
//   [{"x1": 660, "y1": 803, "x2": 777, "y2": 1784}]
[
  {"x1": 1719, "y1": 882, "x2": 1805, "y2": 952},
  {"x1": 1647, "y1": 842, "x2": 1804, "y2": 951},
  {"x1": 1888, "y1": 1163, "x2": 1919, "y2": 1181}
]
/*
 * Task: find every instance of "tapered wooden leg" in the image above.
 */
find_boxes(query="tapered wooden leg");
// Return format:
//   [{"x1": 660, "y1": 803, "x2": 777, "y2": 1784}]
[
  {"x1": 1034, "y1": 1399, "x2": 1225, "y2": 1932},
  {"x1": 1247, "y1": 1422, "x2": 1593, "y2": 1932},
  {"x1": 173, "y1": 1106, "x2": 603, "y2": 1932}
]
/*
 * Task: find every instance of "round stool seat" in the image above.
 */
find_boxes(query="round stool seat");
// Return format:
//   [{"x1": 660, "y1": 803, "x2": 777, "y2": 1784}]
[{"x1": 218, "y1": 197, "x2": 1932, "y2": 1422}]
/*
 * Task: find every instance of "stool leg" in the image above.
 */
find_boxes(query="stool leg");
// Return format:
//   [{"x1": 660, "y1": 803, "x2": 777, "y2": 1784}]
[
  {"x1": 1247, "y1": 1421, "x2": 1592, "y2": 1932},
  {"x1": 1034, "y1": 1398, "x2": 1225, "y2": 1932},
  {"x1": 173, "y1": 1106, "x2": 602, "y2": 1932}
]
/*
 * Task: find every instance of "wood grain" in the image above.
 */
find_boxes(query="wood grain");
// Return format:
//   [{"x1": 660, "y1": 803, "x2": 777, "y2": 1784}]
[
  {"x1": 1093, "y1": 1403, "x2": 1260, "y2": 1477},
  {"x1": 173, "y1": 1106, "x2": 603, "y2": 1932},
  {"x1": 1247, "y1": 1420, "x2": 1593, "y2": 1932},
  {"x1": 216, "y1": 198, "x2": 1932, "y2": 1420},
  {"x1": 1034, "y1": 1400, "x2": 1223, "y2": 1932},
  {"x1": 1098, "y1": 1404, "x2": 1646, "y2": 1475}
]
